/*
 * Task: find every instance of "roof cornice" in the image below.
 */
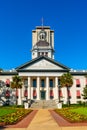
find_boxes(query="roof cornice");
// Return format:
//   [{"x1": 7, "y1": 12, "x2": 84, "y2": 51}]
[
  {"x1": 17, "y1": 69, "x2": 69, "y2": 73},
  {"x1": 16, "y1": 56, "x2": 70, "y2": 71},
  {"x1": 70, "y1": 71, "x2": 87, "y2": 76},
  {"x1": 0, "y1": 71, "x2": 18, "y2": 75}
]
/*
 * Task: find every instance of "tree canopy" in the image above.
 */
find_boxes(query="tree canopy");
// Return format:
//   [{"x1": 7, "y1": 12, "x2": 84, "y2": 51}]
[
  {"x1": 11, "y1": 75, "x2": 23, "y2": 89},
  {"x1": 82, "y1": 85, "x2": 87, "y2": 99},
  {"x1": 60, "y1": 72, "x2": 73, "y2": 87}
]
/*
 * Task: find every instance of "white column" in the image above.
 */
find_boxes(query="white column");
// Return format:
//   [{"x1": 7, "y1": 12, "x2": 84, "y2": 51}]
[
  {"x1": 46, "y1": 77, "x2": 49, "y2": 100},
  {"x1": 37, "y1": 77, "x2": 40, "y2": 100},
  {"x1": 55, "y1": 77, "x2": 58, "y2": 100},
  {"x1": 28, "y1": 77, "x2": 31, "y2": 99}
]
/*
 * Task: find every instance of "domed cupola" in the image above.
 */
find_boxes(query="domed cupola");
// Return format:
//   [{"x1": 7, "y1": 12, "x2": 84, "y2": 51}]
[
  {"x1": 36, "y1": 40, "x2": 49, "y2": 46},
  {"x1": 32, "y1": 26, "x2": 54, "y2": 59}
]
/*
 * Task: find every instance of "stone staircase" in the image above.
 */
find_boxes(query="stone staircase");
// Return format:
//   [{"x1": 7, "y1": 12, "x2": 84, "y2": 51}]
[{"x1": 30, "y1": 100, "x2": 58, "y2": 109}]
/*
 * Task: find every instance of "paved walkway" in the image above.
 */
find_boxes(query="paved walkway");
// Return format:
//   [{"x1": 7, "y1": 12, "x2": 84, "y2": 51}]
[
  {"x1": 3, "y1": 109, "x2": 87, "y2": 130},
  {"x1": 27, "y1": 109, "x2": 59, "y2": 130}
]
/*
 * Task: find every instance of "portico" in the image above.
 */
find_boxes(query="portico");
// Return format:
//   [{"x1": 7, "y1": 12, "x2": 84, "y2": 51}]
[{"x1": 22, "y1": 75, "x2": 59, "y2": 100}]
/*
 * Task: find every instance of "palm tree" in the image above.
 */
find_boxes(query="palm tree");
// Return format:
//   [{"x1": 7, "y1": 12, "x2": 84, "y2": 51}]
[
  {"x1": 60, "y1": 72, "x2": 73, "y2": 105},
  {"x1": 11, "y1": 75, "x2": 23, "y2": 105},
  {"x1": 82, "y1": 85, "x2": 87, "y2": 100}
]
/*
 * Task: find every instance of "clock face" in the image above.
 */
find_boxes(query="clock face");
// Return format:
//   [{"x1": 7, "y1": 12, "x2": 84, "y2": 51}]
[{"x1": 39, "y1": 30, "x2": 46, "y2": 40}]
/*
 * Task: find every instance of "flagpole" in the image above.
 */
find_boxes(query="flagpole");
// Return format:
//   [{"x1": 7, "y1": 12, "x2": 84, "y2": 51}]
[{"x1": 41, "y1": 17, "x2": 44, "y2": 29}]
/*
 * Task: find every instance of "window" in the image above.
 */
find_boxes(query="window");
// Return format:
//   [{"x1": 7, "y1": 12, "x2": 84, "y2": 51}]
[
  {"x1": 6, "y1": 79, "x2": 10, "y2": 87},
  {"x1": 39, "y1": 31, "x2": 46, "y2": 41},
  {"x1": 45, "y1": 52, "x2": 48, "y2": 57},
  {"x1": 5, "y1": 90, "x2": 10, "y2": 98},
  {"x1": 41, "y1": 79, "x2": 45, "y2": 87},
  {"x1": 38, "y1": 52, "x2": 40, "y2": 57},
  {"x1": 49, "y1": 79, "x2": 53, "y2": 87},
  {"x1": 33, "y1": 89, "x2": 37, "y2": 99},
  {"x1": 76, "y1": 90, "x2": 81, "y2": 99},
  {"x1": 50, "y1": 90, "x2": 54, "y2": 99},
  {"x1": 24, "y1": 89, "x2": 28, "y2": 97},
  {"x1": 76, "y1": 79, "x2": 80, "y2": 87},
  {"x1": 33, "y1": 79, "x2": 37, "y2": 87}
]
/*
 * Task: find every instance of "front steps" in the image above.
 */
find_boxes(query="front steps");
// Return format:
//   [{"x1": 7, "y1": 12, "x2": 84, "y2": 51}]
[{"x1": 30, "y1": 100, "x2": 58, "y2": 109}]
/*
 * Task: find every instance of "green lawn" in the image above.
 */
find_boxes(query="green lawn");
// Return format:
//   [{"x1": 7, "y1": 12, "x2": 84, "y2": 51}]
[
  {"x1": 0, "y1": 108, "x2": 17, "y2": 116},
  {"x1": 0, "y1": 107, "x2": 32, "y2": 125},
  {"x1": 69, "y1": 107, "x2": 87, "y2": 115},
  {"x1": 55, "y1": 107, "x2": 87, "y2": 122}
]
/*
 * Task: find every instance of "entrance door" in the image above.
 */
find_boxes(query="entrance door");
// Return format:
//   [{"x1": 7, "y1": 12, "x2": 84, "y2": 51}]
[{"x1": 40, "y1": 91, "x2": 46, "y2": 100}]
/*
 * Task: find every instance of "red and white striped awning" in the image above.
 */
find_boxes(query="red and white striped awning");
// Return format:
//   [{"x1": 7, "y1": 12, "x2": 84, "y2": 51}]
[
  {"x1": 6, "y1": 79, "x2": 10, "y2": 87},
  {"x1": 50, "y1": 90, "x2": 54, "y2": 97},
  {"x1": 24, "y1": 89, "x2": 28, "y2": 97},
  {"x1": 5, "y1": 90, "x2": 10, "y2": 97},
  {"x1": 6, "y1": 79, "x2": 10, "y2": 84},
  {"x1": 76, "y1": 90, "x2": 80, "y2": 97},
  {"x1": 76, "y1": 79, "x2": 80, "y2": 85},
  {"x1": 33, "y1": 90, "x2": 37, "y2": 97}
]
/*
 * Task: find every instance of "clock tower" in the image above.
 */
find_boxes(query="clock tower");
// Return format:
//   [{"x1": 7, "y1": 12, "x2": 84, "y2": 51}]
[{"x1": 31, "y1": 26, "x2": 55, "y2": 59}]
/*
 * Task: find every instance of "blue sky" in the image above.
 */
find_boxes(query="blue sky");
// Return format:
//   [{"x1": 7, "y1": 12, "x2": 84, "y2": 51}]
[{"x1": 0, "y1": 0, "x2": 87, "y2": 70}]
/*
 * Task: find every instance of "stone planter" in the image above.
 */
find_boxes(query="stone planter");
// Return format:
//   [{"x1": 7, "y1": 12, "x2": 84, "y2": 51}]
[{"x1": 57, "y1": 102, "x2": 62, "y2": 109}]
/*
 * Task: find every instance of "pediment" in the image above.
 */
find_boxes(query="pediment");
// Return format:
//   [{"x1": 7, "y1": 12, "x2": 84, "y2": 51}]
[
  {"x1": 16, "y1": 56, "x2": 70, "y2": 71},
  {"x1": 25, "y1": 59, "x2": 65, "y2": 70}
]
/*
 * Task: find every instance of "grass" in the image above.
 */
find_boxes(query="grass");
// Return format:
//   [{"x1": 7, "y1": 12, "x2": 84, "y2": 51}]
[
  {"x1": 69, "y1": 107, "x2": 87, "y2": 115},
  {"x1": 0, "y1": 107, "x2": 33, "y2": 126},
  {"x1": 0, "y1": 108, "x2": 17, "y2": 117},
  {"x1": 54, "y1": 107, "x2": 87, "y2": 122}
]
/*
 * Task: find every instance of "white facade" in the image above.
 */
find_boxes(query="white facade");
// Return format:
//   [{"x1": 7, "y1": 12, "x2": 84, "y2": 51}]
[{"x1": 0, "y1": 25, "x2": 87, "y2": 105}]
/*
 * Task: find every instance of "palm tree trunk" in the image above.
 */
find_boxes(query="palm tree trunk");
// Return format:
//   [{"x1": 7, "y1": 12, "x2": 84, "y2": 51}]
[
  {"x1": 16, "y1": 88, "x2": 18, "y2": 105},
  {"x1": 67, "y1": 87, "x2": 70, "y2": 106},
  {"x1": 18, "y1": 88, "x2": 22, "y2": 105},
  {"x1": 58, "y1": 87, "x2": 60, "y2": 102}
]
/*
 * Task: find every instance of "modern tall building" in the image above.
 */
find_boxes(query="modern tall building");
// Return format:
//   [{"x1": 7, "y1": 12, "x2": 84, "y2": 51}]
[{"x1": 0, "y1": 25, "x2": 87, "y2": 105}]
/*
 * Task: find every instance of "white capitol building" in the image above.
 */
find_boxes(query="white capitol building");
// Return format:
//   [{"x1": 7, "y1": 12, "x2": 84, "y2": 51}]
[{"x1": 0, "y1": 25, "x2": 87, "y2": 106}]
